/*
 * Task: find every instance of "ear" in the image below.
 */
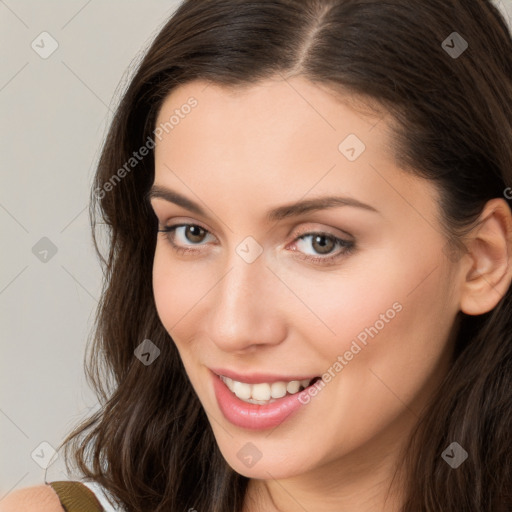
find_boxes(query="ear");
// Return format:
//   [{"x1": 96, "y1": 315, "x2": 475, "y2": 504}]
[{"x1": 459, "y1": 198, "x2": 512, "y2": 315}]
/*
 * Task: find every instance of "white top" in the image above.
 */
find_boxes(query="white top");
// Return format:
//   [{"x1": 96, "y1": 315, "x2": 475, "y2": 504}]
[{"x1": 81, "y1": 480, "x2": 126, "y2": 512}]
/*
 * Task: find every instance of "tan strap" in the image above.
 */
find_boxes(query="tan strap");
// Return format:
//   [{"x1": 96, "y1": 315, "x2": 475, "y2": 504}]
[{"x1": 47, "y1": 481, "x2": 105, "y2": 512}]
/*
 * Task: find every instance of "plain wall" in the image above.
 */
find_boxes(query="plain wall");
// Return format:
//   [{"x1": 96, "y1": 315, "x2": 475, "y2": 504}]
[{"x1": 1, "y1": 0, "x2": 511, "y2": 498}]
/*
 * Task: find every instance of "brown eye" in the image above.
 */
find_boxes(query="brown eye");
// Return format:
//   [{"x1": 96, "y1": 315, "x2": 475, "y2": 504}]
[
  {"x1": 157, "y1": 224, "x2": 214, "y2": 249},
  {"x1": 184, "y1": 225, "x2": 207, "y2": 243},
  {"x1": 310, "y1": 234, "x2": 336, "y2": 255},
  {"x1": 292, "y1": 231, "x2": 355, "y2": 265}
]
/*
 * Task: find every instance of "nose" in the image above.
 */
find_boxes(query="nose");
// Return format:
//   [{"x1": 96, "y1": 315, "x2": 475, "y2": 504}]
[{"x1": 206, "y1": 250, "x2": 286, "y2": 353}]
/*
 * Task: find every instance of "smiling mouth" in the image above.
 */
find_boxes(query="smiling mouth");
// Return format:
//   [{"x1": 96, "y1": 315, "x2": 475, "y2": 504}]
[{"x1": 219, "y1": 375, "x2": 322, "y2": 405}]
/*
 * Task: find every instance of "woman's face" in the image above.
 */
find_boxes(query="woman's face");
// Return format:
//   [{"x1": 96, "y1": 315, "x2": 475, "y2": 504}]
[{"x1": 150, "y1": 76, "x2": 462, "y2": 482}]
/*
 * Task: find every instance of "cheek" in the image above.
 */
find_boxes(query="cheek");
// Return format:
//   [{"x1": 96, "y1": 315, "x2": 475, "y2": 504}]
[
  {"x1": 319, "y1": 236, "x2": 453, "y2": 359},
  {"x1": 293, "y1": 266, "x2": 455, "y2": 461},
  {"x1": 269, "y1": 254, "x2": 406, "y2": 362},
  {"x1": 324, "y1": 257, "x2": 456, "y2": 417},
  {"x1": 299, "y1": 241, "x2": 455, "y2": 400},
  {"x1": 152, "y1": 244, "x2": 194, "y2": 335},
  {"x1": 152, "y1": 243, "x2": 220, "y2": 343}
]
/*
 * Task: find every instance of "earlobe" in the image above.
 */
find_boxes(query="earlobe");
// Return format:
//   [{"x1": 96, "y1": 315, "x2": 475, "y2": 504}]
[{"x1": 459, "y1": 198, "x2": 512, "y2": 316}]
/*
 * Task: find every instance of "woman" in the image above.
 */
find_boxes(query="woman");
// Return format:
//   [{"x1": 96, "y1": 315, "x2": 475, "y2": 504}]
[{"x1": 3, "y1": 0, "x2": 511, "y2": 510}]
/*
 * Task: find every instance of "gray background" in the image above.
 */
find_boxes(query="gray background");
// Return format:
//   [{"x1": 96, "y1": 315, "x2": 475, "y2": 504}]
[{"x1": 1, "y1": 0, "x2": 511, "y2": 498}]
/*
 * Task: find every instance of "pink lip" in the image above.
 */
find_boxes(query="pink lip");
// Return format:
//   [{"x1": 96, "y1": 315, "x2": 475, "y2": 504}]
[
  {"x1": 209, "y1": 367, "x2": 318, "y2": 384},
  {"x1": 210, "y1": 370, "x2": 317, "y2": 430}
]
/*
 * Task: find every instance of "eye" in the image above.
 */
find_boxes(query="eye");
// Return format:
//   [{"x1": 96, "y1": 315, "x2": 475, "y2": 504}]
[
  {"x1": 289, "y1": 231, "x2": 355, "y2": 265},
  {"x1": 158, "y1": 223, "x2": 355, "y2": 265},
  {"x1": 158, "y1": 223, "x2": 214, "y2": 255}
]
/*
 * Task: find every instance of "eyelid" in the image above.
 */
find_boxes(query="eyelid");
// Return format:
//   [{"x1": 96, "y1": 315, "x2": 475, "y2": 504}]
[
  {"x1": 152, "y1": 206, "x2": 219, "y2": 234},
  {"x1": 290, "y1": 223, "x2": 355, "y2": 243},
  {"x1": 156, "y1": 216, "x2": 213, "y2": 235}
]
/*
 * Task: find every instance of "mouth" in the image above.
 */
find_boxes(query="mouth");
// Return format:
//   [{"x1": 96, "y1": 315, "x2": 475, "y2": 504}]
[
  {"x1": 210, "y1": 370, "x2": 323, "y2": 429},
  {"x1": 218, "y1": 374, "x2": 322, "y2": 405}
]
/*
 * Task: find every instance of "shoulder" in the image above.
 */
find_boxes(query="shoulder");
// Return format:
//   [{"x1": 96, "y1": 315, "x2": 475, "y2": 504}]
[{"x1": 0, "y1": 484, "x2": 63, "y2": 511}]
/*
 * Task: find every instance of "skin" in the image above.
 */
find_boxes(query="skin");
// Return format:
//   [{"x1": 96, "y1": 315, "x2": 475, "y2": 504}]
[
  {"x1": 149, "y1": 76, "x2": 512, "y2": 512},
  {"x1": 0, "y1": 485, "x2": 63, "y2": 511}
]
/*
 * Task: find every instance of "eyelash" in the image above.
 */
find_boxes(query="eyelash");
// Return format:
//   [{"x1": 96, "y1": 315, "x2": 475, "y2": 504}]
[{"x1": 157, "y1": 223, "x2": 355, "y2": 266}]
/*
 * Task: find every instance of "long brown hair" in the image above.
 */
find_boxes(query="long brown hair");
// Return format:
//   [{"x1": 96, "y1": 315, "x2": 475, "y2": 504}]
[{"x1": 60, "y1": 1, "x2": 512, "y2": 510}]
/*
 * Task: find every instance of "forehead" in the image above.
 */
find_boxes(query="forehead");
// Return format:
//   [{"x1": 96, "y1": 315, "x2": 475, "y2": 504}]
[
  {"x1": 154, "y1": 76, "x2": 394, "y2": 178},
  {"x1": 154, "y1": 77, "x2": 390, "y2": 155},
  {"x1": 152, "y1": 77, "x2": 437, "y2": 227}
]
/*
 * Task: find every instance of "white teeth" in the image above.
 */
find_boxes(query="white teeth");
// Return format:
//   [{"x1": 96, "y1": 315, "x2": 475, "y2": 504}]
[
  {"x1": 233, "y1": 380, "x2": 251, "y2": 400},
  {"x1": 220, "y1": 375, "x2": 315, "y2": 403},
  {"x1": 224, "y1": 377, "x2": 234, "y2": 392},
  {"x1": 286, "y1": 380, "x2": 300, "y2": 394},
  {"x1": 270, "y1": 381, "x2": 287, "y2": 399},
  {"x1": 252, "y1": 383, "x2": 271, "y2": 401}
]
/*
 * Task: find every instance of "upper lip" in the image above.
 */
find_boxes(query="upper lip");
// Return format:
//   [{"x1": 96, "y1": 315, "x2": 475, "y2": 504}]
[{"x1": 210, "y1": 368, "x2": 319, "y2": 384}]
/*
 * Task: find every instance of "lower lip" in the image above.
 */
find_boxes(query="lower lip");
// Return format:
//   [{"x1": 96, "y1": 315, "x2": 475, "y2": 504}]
[{"x1": 211, "y1": 372, "x2": 313, "y2": 430}]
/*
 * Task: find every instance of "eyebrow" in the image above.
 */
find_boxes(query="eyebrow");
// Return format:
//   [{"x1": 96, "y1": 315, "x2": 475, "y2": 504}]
[{"x1": 146, "y1": 184, "x2": 379, "y2": 222}]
